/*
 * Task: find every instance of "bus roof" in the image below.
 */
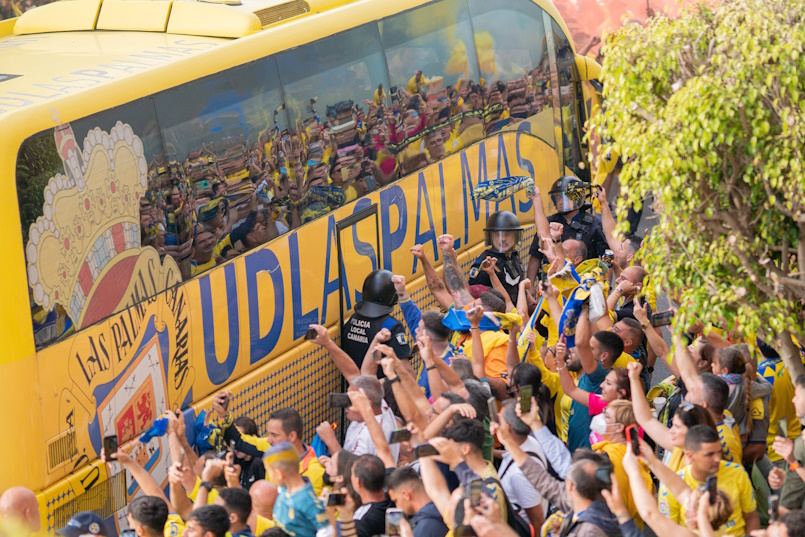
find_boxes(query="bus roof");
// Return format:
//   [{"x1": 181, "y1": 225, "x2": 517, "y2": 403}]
[{"x1": 0, "y1": 0, "x2": 575, "y2": 129}]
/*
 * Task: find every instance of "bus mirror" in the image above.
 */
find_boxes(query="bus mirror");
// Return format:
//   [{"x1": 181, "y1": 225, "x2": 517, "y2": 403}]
[{"x1": 575, "y1": 54, "x2": 602, "y2": 82}]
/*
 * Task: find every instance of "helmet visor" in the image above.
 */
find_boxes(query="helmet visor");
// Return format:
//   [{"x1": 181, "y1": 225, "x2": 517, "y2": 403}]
[
  {"x1": 485, "y1": 230, "x2": 521, "y2": 253},
  {"x1": 551, "y1": 191, "x2": 585, "y2": 213}
]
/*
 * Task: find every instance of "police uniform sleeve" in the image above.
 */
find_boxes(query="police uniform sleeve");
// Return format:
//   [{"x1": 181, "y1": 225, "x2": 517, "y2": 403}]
[
  {"x1": 388, "y1": 321, "x2": 412, "y2": 359},
  {"x1": 467, "y1": 259, "x2": 492, "y2": 288},
  {"x1": 589, "y1": 218, "x2": 611, "y2": 259}
]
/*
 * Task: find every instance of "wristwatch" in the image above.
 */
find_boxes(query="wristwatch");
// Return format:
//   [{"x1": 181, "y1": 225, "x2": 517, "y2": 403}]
[
  {"x1": 200, "y1": 481, "x2": 213, "y2": 492},
  {"x1": 387, "y1": 376, "x2": 401, "y2": 385},
  {"x1": 791, "y1": 461, "x2": 801, "y2": 471}
]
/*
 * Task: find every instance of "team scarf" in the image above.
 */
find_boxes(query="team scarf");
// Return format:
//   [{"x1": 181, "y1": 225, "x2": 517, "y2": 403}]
[
  {"x1": 516, "y1": 296, "x2": 559, "y2": 362},
  {"x1": 721, "y1": 373, "x2": 744, "y2": 386},
  {"x1": 557, "y1": 274, "x2": 599, "y2": 349},
  {"x1": 472, "y1": 175, "x2": 535, "y2": 202}
]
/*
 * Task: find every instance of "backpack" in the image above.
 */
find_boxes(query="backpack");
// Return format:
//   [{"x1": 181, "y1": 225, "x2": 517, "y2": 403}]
[{"x1": 483, "y1": 475, "x2": 535, "y2": 537}]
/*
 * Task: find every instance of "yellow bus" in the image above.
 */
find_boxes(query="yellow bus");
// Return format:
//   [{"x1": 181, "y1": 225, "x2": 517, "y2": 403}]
[{"x1": 0, "y1": 0, "x2": 600, "y2": 531}]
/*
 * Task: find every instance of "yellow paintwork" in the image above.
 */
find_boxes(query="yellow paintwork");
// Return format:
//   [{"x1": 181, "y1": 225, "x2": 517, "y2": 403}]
[
  {"x1": 13, "y1": 0, "x2": 103, "y2": 34},
  {"x1": 96, "y1": 0, "x2": 173, "y2": 33},
  {"x1": 575, "y1": 54, "x2": 602, "y2": 82},
  {"x1": 0, "y1": 0, "x2": 592, "y2": 532}
]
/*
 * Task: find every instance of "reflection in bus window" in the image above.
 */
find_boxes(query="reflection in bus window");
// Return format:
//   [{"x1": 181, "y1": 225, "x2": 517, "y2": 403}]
[
  {"x1": 468, "y1": 0, "x2": 554, "y2": 143},
  {"x1": 154, "y1": 58, "x2": 288, "y2": 280},
  {"x1": 379, "y1": 0, "x2": 482, "y2": 173},
  {"x1": 552, "y1": 21, "x2": 585, "y2": 179},
  {"x1": 276, "y1": 23, "x2": 391, "y2": 216},
  {"x1": 17, "y1": 99, "x2": 166, "y2": 349}
]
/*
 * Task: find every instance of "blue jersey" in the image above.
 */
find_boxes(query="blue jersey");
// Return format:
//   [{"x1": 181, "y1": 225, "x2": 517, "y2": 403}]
[
  {"x1": 567, "y1": 362, "x2": 607, "y2": 451},
  {"x1": 274, "y1": 481, "x2": 330, "y2": 537}
]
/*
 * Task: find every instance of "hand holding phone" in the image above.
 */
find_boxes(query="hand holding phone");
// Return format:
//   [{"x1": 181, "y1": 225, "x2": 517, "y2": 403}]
[
  {"x1": 328, "y1": 393, "x2": 352, "y2": 408},
  {"x1": 520, "y1": 385, "x2": 533, "y2": 414},
  {"x1": 389, "y1": 429, "x2": 412, "y2": 444},
  {"x1": 413, "y1": 443, "x2": 439, "y2": 459},
  {"x1": 103, "y1": 435, "x2": 118, "y2": 458},
  {"x1": 467, "y1": 478, "x2": 483, "y2": 508},
  {"x1": 386, "y1": 508, "x2": 404, "y2": 536},
  {"x1": 706, "y1": 475, "x2": 717, "y2": 505},
  {"x1": 625, "y1": 425, "x2": 639, "y2": 456},
  {"x1": 487, "y1": 397, "x2": 499, "y2": 424}
]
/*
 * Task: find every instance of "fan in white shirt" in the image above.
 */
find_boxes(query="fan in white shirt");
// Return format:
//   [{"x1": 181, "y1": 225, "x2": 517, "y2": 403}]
[{"x1": 342, "y1": 376, "x2": 401, "y2": 464}]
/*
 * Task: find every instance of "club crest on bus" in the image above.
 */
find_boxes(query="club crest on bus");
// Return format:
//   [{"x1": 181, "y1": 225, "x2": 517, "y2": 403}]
[{"x1": 25, "y1": 122, "x2": 182, "y2": 329}]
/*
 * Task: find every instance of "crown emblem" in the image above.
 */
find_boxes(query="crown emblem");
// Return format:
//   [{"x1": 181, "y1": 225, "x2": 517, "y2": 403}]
[{"x1": 26, "y1": 122, "x2": 148, "y2": 329}]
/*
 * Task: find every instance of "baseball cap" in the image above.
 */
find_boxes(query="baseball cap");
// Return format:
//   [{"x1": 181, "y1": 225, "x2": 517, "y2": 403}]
[{"x1": 57, "y1": 512, "x2": 109, "y2": 537}]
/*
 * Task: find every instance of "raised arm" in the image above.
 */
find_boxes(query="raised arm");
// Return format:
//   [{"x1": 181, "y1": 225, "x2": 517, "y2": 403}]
[
  {"x1": 594, "y1": 187, "x2": 622, "y2": 254},
  {"x1": 638, "y1": 440, "x2": 692, "y2": 502},
  {"x1": 530, "y1": 187, "x2": 551, "y2": 243},
  {"x1": 309, "y1": 324, "x2": 361, "y2": 383},
  {"x1": 410, "y1": 246, "x2": 454, "y2": 311},
  {"x1": 479, "y1": 257, "x2": 515, "y2": 312},
  {"x1": 437, "y1": 234, "x2": 474, "y2": 308},
  {"x1": 633, "y1": 298, "x2": 679, "y2": 378},
  {"x1": 556, "y1": 336, "x2": 590, "y2": 406},
  {"x1": 360, "y1": 328, "x2": 391, "y2": 378},
  {"x1": 168, "y1": 462, "x2": 194, "y2": 522},
  {"x1": 627, "y1": 362, "x2": 674, "y2": 452},
  {"x1": 350, "y1": 389, "x2": 395, "y2": 468},
  {"x1": 378, "y1": 352, "x2": 430, "y2": 434},
  {"x1": 466, "y1": 307, "x2": 488, "y2": 381},
  {"x1": 575, "y1": 308, "x2": 600, "y2": 376},
  {"x1": 107, "y1": 449, "x2": 172, "y2": 508},
  {"x1": 419, "y1": 456, "x2": 451, "y2": 516},
  {"x1": 673, "y1": 333, "x2": 703, "y2": 400}
]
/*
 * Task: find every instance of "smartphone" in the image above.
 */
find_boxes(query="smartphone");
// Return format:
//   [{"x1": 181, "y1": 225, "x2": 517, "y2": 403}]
[
  {"x1": 413, "y1": 443, "x2": 440, "y2": 459},
  {"x1": 103, "y1": 435, "x2": 118, "y2": 457},
  {"x1": 328, "y1": 393, "x2": 352, "y2": 408},
  {"x1": 520, "y1": 385, "x2": 533, "y2": 414},
  {"x1": 651, "y1": 311, "x2": 675, "y2": 327},
  {"x1": 779, "y1": 418, "x2": 789, "y2": 438},
  {"x1": 769, "y1": 494, "x2": 780, "y2": 522},
  {"x1": 327, "y1": 492, "x2": 346, "y2": 506},
  {"x1": 625, "y1": 424, "x2": 639, "y2": 456},
  {"x1": 454, "y1": 526, "x2": 477, "y2": 537},
  {"x1": 230, "y1": 440, "x2": 236, "y2": 453},
  {"x1": 541, "y1": 270, "x2": 550, "y2": 286},
  {"x1": 304, "y1": 328, "x2": 318, "y2": 340},
  {"x1": 389, "y1": 429, "x2": 412, "y2": 444},
  {"x1": 487, "y1": 396, "x2": 499, "y2": 424},
  {"x1": 706, "y1": 475, "x2": 717, "y2": 505},
  {"x1": 386, "y1": 507, "x2": 404, "y2": 536},
  {"x1": 467, "y1": 478, "x2": 483, "y2": 508}
]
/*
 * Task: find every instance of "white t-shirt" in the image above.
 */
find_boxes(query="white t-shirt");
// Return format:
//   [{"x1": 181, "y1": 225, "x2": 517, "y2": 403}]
[
  {"x1": 343, "y1": 401, "x2": 400, "y2": 463},
  {"x1": 499, "y1": 435, "x2": 548, "y2": 518}
]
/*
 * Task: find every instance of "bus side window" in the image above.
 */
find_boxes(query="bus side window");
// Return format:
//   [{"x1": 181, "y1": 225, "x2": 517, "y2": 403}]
[
  {"x1": 154, "y1": 56, "x2": 289, "y2": 279},
  {"x1": 276, "y1": 22, "x2": 391, "y2": 210},
  {"x1": 378, "y1": 0, "x2": 480, "y2": 175},
  {"x1": 551, "y1": 21, "x2": 587, "y2": 181},
  {"x1": 467, "y1": 0, "x2": 554, "y2": 145}
]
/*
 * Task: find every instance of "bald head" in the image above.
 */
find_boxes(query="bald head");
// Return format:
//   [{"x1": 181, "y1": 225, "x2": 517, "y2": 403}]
[
  {"x1": 563, "y1": 239, "x2": 587, "y2": 266},
  {"x1": 248, "y1": 480, "x2": 277, "y2": 519},
  {"x1": 0, "y1": 487, "x2": 41, "y2": 532}
]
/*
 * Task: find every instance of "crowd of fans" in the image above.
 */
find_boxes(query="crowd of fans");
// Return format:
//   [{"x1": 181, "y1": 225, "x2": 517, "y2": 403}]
[{"x1": 4, "y1": 178, "x2": 805, "y2": 537}]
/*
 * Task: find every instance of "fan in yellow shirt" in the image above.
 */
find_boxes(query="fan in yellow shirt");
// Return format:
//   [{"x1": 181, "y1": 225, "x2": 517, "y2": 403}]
[{"x1": 658, "y1": 425, "x2": 758, "y2": 537}]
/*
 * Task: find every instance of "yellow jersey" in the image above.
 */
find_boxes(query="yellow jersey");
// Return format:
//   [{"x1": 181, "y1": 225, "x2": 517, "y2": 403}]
[
  {"x1": 237, "y1": 434, "x2": 326, "y2": 497},
  {"x1": 189, "y1": 478, "x2": 220, "y2": 503},
  {"x1": 255, "y1": 515, "x2": 276, "y2": 534},
  {"x1": 718, "y1": 413, "x2": 743, "y2": 464},
  {"x1": 559, "y1": 394, "x2": 573, "y2": 443},
  {"x1": 164, "y1": 514, "x2": 186, "y2": 537},
  {"x1": 759, "y1": 357, "x2": 803, "y2": 461},
  {"x1": 612, "y1": 352, "x2": 636, "y2": 370},
  {"x1": 659, "y1": 461, "x2": 756, "y2": 537},
  {"x1": 593, "y1": 441, "x2": 653, "y2": 529},
  {"x1": 525, "y1": 344, "x2": 567, "y2": 434}
]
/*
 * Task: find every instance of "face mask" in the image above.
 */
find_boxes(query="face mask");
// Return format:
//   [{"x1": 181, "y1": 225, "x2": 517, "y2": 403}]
[{"x1": 590, "y1": 414, "x2": 609, "y2": 435}]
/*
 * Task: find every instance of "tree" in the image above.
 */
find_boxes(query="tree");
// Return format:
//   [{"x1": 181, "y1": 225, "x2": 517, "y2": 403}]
[{"x1": 590, "y1": 0, "x2": 805, "y2": 375}]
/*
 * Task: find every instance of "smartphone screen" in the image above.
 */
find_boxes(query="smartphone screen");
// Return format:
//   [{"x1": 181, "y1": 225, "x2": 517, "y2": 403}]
[
  {"x1": 467, "y1": 479, "x2": 483, "y2": 507},
  {"x1": 386, "y1": 508, "x2": 404, "y2": 536},
  {"x1": 651, "y1": 311, "x2": 675, "y2": 327},
  {"x1": 413, "y1": 443, "x2": 439, "y2": 459},
  {"x1": 769, "y1": 494, "x2": 780, "y2": 522},
  {"x1": 328, "y1": 393, "x2": 352, "y2": 408},
  {"x1": 327, "y1": 492, "x2": 346, "y2": 506},
  {"x1": 706, "y1": 475, "x2": 717, "y2": 505},
  {"x1": 520, "y1": 385, "x2": 533, "y2": 414},
  {"x1": 389, "y1": 429, "x2": 412, "y2": 444},
  {"x1": 487, "y1": 397, "x2": 499, "y2": 424},
  {"x1": 779, "y1": 418, "x2": 789, "y2": 438},
  {"x1": 103, "y1": 435, "x2": 118, "y2": 457}
]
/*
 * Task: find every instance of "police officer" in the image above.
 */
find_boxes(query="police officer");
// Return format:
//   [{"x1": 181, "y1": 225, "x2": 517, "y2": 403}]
[
  {"x1": 527, "y1": 176, "x2": 609, "y2": 282},
  {"x1": 342, "y1": 269, "x2": 411, "y2": 372},
  {"x1": 467, "y1": 210, "x2": 526, "y2": 304}
]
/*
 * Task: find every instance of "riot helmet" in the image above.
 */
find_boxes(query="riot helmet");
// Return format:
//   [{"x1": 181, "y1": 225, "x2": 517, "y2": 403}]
[
  {"x1": 549, "y1": 175, "x2": 589, "y2": 214},
  {"x1": 483, "y1": 211, "x2": 523, "y2": 253},
  {"x1": 354, "y1": 269, "x2": 397, "y2": 318}
]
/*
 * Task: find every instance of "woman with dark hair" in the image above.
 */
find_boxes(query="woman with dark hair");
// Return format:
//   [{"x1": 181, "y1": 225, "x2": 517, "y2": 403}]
[
  {"x1": 509, "y1": 362, "x2": 556, "y2": 436},
  {"x1": 627, "y1": 362, "x2": 717, "y2": 473}
]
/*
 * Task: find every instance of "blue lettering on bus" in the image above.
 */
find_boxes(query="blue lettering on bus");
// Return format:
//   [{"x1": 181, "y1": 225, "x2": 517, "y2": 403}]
[
  {"x1": 516, "y1": 132, "x2": 536, "y2": 213},
  {"x1": 380, "y1": 185, "x2": 407, "y2": 272},
  {"x1": 413, "y1": 171, "x2": 437, "y2": 275},
  {"x1": 246, "y1": 248, "x2": 284, "y2": 364},
  {"x1": 320, "y1": 214, "x2": 350, "y2": 323},
  {"x1": 460, "y1": 143, "x2": 489, "y2": 246},
  {"x1": 200, "y1": 264, "x2": 240, "y2": 385},
  {"x1": 436, "y1": 162, "x2": 458, "y2": 250},
  {"x1": 495, "y1": 134, "x2": 517, "y2": 214},
  {"x1": 289, "y1": 232, "x2": 319, "y2": 340}
]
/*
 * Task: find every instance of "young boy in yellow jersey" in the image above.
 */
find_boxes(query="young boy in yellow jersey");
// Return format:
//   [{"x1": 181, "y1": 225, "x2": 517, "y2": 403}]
[{"x1": 658, "y1": 425, "x2": 759, "y2": 537}]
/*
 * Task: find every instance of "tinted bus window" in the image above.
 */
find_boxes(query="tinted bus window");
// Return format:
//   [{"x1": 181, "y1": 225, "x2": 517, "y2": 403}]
[
  {"x1": 551, "y1": 20, "x2": 585, "y2": 179},
  {"x1": 378, "y1": 0, "x2": 483, "y2": 175},
  {"x1": 17, "y1": 99, "x2": 166, "y2": 348},
  {"x1": 467, "y1": 0, "x2": 554, "y2": 143}
]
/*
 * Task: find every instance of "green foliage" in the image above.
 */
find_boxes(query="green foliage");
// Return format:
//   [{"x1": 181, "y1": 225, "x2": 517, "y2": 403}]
[
  {"x1": 591, "y1": 0, "x2": 805, "y2": 354},
  {"x1": 16, "y1": 133, "x2": 63, "y2": 244}
]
